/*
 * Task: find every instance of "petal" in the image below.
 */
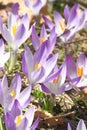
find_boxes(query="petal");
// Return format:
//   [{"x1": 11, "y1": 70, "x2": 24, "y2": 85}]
[
  {"x1": 0, "y1": 52, "x2": 10, "y2": 66},
  {"x1": 1, "y1": 74, "x2": 8, "y2": 96},
  {"x1": 24, "y1": 45, "x2": 34, "y2": 76},
  {"x1": 43, "y1": 16, "x2": 54, "y2": 30},
  {"x1": 54, "y1": 11, "x2": 63, "y2": 24},
  {"x1": 67, "y1": 123, "x2": 72, "y2": 130},
  {"x1": 77, "y1": 119, "x2": 86, "y2": 130},
  {"x1": 10, "y1": 99, "x2": 21, "y2": 119},
  {"x1": 31, "y1": 116, "x2": 40, "y2": 130},
  {"x1": 34, "y1": 41, "x2": 47, "y2": 64},
  {"x1": 41, "y1": 83, "x2": 51, "y2": 93},
  {"x1": 10, "y1": 73, "x2": 21, "y2": 97},
  {"x1": 5, "y1": 112, "x2": 16, "y2": 130},
  {"x1": 67, "y1": 4, "x2": 79, "y2": 28},
  {"x1": 40, "y1": 24, "x2": 47, "y2": 39},
  {"x1": 18, "y1": 86, "x2": 31, "y2": 109},
  {"x1": 2, "y1": 24, "x2": 13, "y2": 44},
  {"x1": 21, "y1": 13, "x2": 30, "y2": 30},
  {"x1": 15, "y1": 24, "x2": 25, "y2": 41},
  {"x1": 0, "y1": 81, "x2": 3, "y2": 104},
  {"x1": 11, "y1": 3, "x2": 19, "y2": 15},
  {"x1": 31, "y1": 26, "x2": 40, "y2": 50},
  {"x1": 31, "y1": 67, "x2": 45, "y2": 84},
  {"x1": 17, "y1": 118, "x2": 28, "y2": 130},
  {"x1": 66, "y1": 55, "x2": 77, "y2": 79},
  {"x1": 0, "y1": 39, "x2": 4, "y2": 54},
  {"x1": 24, "y1": 106, "x2": 35, "y2": 127},
  {"x1": 64, "y1": 77, "x2": 80, "y2": 91},
  {"x1": 64, "y1": 5, "x2": 70, "y2": 22},
  {"x1": 77, "y1": 53, "x2": 86, "y2": 67},
  {"x1": 44, "y1": 53, "x2": 58, "y2": 77},
  {"x1": 8, "y1": 13, "x2": 18, "y2": 31}
]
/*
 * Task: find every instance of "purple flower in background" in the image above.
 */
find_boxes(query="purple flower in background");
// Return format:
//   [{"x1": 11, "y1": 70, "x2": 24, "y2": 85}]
[
  {"x1": 24, "y1": 0, "x2": 47, "y2": 16},
  {"x1": 0, "y1": 39, "x2": 10, "y2": 70},
  {"x1": 22, "y1": 44, "x2": 58, "y2": 86},
  {"x1": 1, "y1": 11, "x2": 31, "y2": 51},
  {"x1": 43, "y1": 4, "x2": 87, "y2": 42},
  {"x1": 0, "y1": 73, "x2": 31, "y2": 112},
  {"x1": 31, "y1": 25, "x2": 56, "y2": 53},
  {"x1": 41, "y1": 61, "x2": 66, "y2": 95},
  {"x1": 65, "y1": 54, "x2": 87, "y2": 91},
  {"x1": 5, "y1": 100, "x2": 40, "y2": 130},
  {"x1": 68, "y1": 119, "x2": 86, "y2": 130}
]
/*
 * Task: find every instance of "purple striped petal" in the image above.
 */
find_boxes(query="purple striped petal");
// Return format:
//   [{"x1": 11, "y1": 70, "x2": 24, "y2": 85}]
[
  {"x1": 18, "y1": 86, "x2": 31, "y2": 109},
  {"x1": 64, "y1": 5, "x2": 70, "y2": 22},
  {"x1": 66, "y1": 55, "x2": 77, "y2": 79},
  {"x1": 43, "y1": 16, "x2": 54, "y2": 30},
  {"x1": 5, "y1": 112, "x2": 16, "y2": 130},
  {"x1": 31, "y1": 26, "x2": 40, "y2": 50},
  {"x1": 77, "y1": 119, "x2": 86, "y2": 130}
]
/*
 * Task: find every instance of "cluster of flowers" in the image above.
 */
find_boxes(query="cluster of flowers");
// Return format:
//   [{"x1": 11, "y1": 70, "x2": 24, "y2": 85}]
[{"x1": 0, "y1": 0, "x2": 87, "y2": 129}]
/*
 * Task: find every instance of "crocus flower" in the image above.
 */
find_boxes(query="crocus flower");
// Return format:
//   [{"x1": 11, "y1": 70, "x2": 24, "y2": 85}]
[
  {"x1": 41, "y1": 61, "x2": 66, "y2": 95},
  {"x1": 31, "y1": 25, "x2": 56, "y2": 53},
  {"x1": 0, "y1": 73, "x2": 31, "y2": 112},
  {"x1": 0, "y1": 39, "x2": 10, "y2": 70},
  {"x1": 22, "y1": 44, "x2": 58, "y2": 86},
  {"x1": 5, "y1": 100, "x2": 40, "y2": 130},
  {"x1": 43, "y1": 4, "x2": 87, "y2": 42},
  {"x1": 24, "y1": 0, "x2": 47, "y2": 16},
  {"x1": 65, "y1": 54, "x2": 87, "y2": 90},
  {"x1": 1, "y1": 12, "x2": 31, "y2": 52},
  {"x1": 68, "y1": 119, "x2": 86, "y2": 130}
]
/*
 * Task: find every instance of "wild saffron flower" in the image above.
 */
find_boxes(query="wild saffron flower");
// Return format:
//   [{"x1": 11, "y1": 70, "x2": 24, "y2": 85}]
[
  {"x1": 0, "y1": 39, "x2": 10, "y2": 70},
  {"x1": 24, "y1": 0, "x2": 47, "y2": 16},
  {"x1": 0, "y1": 73, "x2": 31, "y2": 112},
  {"x1": 43, "y1": 4, "x2": 87, "y2": 42},
  {"x1": 68, "y1": 119, "x2": 86, "y2": 130},
  {"x1": 41, "y1": 61, "x2": 66, "y2": 94},
  {"x1": 31, "y1": 25, "x2": 56, "y2": 52},
  {"x1": 5, "y1": 100, "x2": 40, "y2": 130},
  {"x1": 65, "y1": 54, "x2": 87, "y2": 90},
  {"x1": 22, "y1": 44, "x2": 58, "y2": 86},
  {"x1": 1, "y1": 12, "x2": 31, "y2": 52}
]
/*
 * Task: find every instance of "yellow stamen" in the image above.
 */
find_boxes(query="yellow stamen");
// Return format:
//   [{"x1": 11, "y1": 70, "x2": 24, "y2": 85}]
[
  {"x1": 31, "y1": 0, "x2": 36, "y2": 3},
  {"x1": 15, "y1": 115, "x2": 23, "y2": 126},
  {"x1": 77, "y1": 66, "x2": 83, "y2": 77},
  {"x1": 58, "y1": 20, "x2": 66, "y2": 32},
  {"x1": 12, "y1": 24, "x2": 18, "y2": 36},
  {"x1": 76, "y1": 9, "x2": 82, "y2": 15},
  {"x1": 10, "y1": 90, "x2": 15, "y2": 98},
  {"x1": 40, "y1": 37, "x2": 46, "y2": 43},
  {"x1": 53, "y1": 75, "x2": 60, "y2": 84},
  {"x1": 34, "y1": 63, "x2": 42, "y2": 70}
]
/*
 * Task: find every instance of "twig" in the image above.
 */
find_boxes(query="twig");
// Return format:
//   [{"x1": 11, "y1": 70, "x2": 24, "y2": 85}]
[
  {"x1": 41, "y1": 111, "x2": 75, "y2": 121},
  {"x1": 57, "y1": 38, "x2": 87, "y2": 48}
]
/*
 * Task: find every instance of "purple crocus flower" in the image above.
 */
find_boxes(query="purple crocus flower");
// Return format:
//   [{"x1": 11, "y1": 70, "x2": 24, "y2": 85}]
[
  {"x1": 1, "y1": 12, "x2": 31, "y2": 52},
  {"x1": 65, "y1": 54, "x2": 87, "y2": 90},
  {"x1": 24, "y1": 0, "x2": 47, "y2": 16},
  {"x1": 22, "y1": 44, "x2": 58, "y2": 86},
  {"x1": 5, "y1": 100, "x2": 40, "y2": 130},
  {"x1": 0, "y1": 73, "x2": 31, "y2": 112},
  {"x1": 0, "y1": 39, "x2": 10, "y2": 70},
  {"x1": 68, "y1": 119, "x2": 86, "y2": 130},
  {"x1": 31, "y1": 25, "x2": 56, "y2": 53},
  {"x1": 43, "y1": 4, "x2": 87, "y2": 42},
  {"x1": 41, "y1": 61, "x2": 66, "y2": 95}
]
